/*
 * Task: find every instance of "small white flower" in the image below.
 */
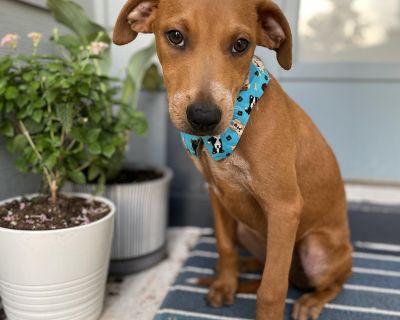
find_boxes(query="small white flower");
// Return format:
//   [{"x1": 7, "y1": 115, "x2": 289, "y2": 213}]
[{"x1": 88, "y1": 41, "x2": 109, "y2": 55}]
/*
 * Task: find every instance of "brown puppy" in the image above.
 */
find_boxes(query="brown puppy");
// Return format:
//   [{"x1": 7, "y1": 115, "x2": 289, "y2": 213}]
[{"x1": 113, "y1": 1, "x2": 352, "y2": 319}]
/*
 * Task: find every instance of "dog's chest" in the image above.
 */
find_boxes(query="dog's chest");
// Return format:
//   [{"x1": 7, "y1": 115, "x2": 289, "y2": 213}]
[{"x1": 196, "y1": 150, "x2": 252, "y2": 194}]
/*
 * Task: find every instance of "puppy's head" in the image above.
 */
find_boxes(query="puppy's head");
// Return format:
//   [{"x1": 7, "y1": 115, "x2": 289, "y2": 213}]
[{"x1": 113, "y1": 0, "x2": 292, "y2": 136}]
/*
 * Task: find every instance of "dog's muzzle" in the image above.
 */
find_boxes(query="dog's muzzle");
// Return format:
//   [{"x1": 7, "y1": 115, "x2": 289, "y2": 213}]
[{"x1": 186, "y1": 102, "x2": 222, "y2": 134}]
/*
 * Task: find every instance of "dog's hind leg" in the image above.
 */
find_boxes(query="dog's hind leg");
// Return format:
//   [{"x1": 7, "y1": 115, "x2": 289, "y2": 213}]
[{"x1": 290, "y1": 232, "x2": 352, "y2": 320}]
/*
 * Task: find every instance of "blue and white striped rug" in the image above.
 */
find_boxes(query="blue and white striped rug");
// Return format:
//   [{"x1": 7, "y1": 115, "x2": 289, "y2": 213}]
[{"x1": 154, "y1": 234, "x2": 400, "y2": 320}]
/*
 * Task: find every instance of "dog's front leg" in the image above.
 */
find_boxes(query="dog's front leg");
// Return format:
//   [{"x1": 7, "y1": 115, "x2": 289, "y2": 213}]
[
  {"x1": 256, "y1": 196, "x2": 302, "y2": 320},
  {"x1": 207, "y1": 188, "x2": 239, "y2": 308}
]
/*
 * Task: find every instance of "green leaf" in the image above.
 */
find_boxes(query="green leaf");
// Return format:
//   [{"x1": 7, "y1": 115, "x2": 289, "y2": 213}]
[
  {"x1": 88, "y1": 142, "x2": 101, "y2": 155},
  {"x1": 56, "y1": 104, "x2": 73, "y2": 133},
  {"x1": 36, "y1": 137, "x2": 52, "y2": 150},
  {"x1": 0, "y1": 56, "x2": 12, "y2": 73},
  {"x1": 24, "y1": 119, "x2": 44, "y2": 134},
  {"x1": 142, "y1": 64, "x2": 163, "y2": 92},
  {"x1": 17, "y1": 104, "x2": 34, "y2": 119},
  {"x1": 0, "y1": 122, "x2": 14, "y2": 137},
  {"x1": 15, "y1": 157, "x2": 29, "y2": 173},
  {"x1": 45, "y1": 91, "x2": 57, "y2": 104},
  {"x1": 86, "y1": 128, "x2": 101, "y2": 142},
  {"x1": 132, "y1": 112, "x2": 148, "y2": 135},
  {"x1": 102, "y1": 144, "x2": 115, "y2": 158},
  {"x1": 68, "y1": 170, "x2": 86, "y2": 184},
  {"x1": 33, "y1": 99, "x2": 46, "y2": 109},
  {"x1": 47, "y1": 0, "x2": 110, "y2": 44},
  {"x1": 94, "y1": 173, "x2": 106, "y2": 194},
  {"x1": 83, "y1": 63, "x2": 95, "y2": 74},
  {"x1": 47, "y1": 0, "x2": 111, "y2": 73},
  {"x1": 70, "y1": 127, "x2": 84, "y2": 142},
  {"x1": 122, "y1": 43, "x2": 156, "y2": 107},
  {"x1": 88, "y1": 164, "x2": 101, "y2": 181},
  {"x1": 90, "y1": 109, "x2": 101, "y2": 123},
  {"x1": 32, "y1": 110, "x2": 43, "y2": 123},
  {"x1": 0, "y1": 79, "x2": 7, "y2": 91},
  {"x1": 5, "y1": 86, "x2": 18, "y2": 100},
  {"x1": 22, "y1": 72, "x2": 34, "y2": 82},
  {"x1": 16, "y1": 95, "x2": 29, "y2": 109},
  {"x1": 44, "y1": 152, "x2": 59, "y2": 170},
  {"x1": 78, "y1": 83, "x2": 90, "y2": 96},
  {"x1": 9, "y1": 134, "x2": 27, "y2": 152},
  {"x1": 5, "y1": 101, "x2": 13, "y2": 112},
  {"x1": 53, "y1": 34, "x2": 81, "y2": 54}
]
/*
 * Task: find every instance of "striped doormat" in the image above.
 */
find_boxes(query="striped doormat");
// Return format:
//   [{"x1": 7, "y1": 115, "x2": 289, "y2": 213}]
[{"x1": 154, "y1": 234, "x2": 400, "y2": 320}]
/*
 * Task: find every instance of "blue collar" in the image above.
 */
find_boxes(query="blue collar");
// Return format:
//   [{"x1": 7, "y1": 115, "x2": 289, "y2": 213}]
[{"x1": 180, "y1": 56, "x2": 270, "y2": 161}]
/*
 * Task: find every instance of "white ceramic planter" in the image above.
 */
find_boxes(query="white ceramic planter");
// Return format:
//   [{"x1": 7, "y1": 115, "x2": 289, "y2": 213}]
[
  {"x1": 68, "y1": 167, "x2": 173, "y2": 274},
  {"x1": 0, "y1": 193, "x2": 115, "y2": 320}
]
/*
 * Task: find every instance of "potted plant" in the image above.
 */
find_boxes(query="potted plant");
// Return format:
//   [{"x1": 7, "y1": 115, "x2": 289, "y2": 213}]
[
  {"x1": 0, "y1": 30, "x2": 129, "y2": 319},
  {"x1": 48, "y1": 0, "x2": 173, "y2": 275}
]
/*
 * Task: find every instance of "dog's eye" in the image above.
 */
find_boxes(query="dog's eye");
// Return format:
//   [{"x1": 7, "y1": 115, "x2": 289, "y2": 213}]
[
  {"x1": 166, "y1": 30, "x2": 185, "y2": 47},
  {"x1": 232, "y1": 38, "x2": 249, "y2": 54}
]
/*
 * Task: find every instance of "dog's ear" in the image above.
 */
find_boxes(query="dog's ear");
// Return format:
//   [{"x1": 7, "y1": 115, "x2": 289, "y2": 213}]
[
  {"x1": 256, "y1": 1, "x2": 292, "y2": 70},
  {"x1": 113, "y1": 0, "x2": 158, "y2": 46}
]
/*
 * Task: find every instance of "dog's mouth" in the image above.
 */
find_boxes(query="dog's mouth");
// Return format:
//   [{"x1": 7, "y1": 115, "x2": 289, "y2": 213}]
[
  {"x1": 180, "y1": 112, "x2": 233, "y2": 137},
  {"x1": 179, "y1": 124, "x2": 227, "y2": 137}
]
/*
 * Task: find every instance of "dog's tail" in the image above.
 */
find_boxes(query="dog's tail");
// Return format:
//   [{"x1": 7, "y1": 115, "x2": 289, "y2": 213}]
[{"x1": 196, "y1": 277, "x2": 261, "y2": 294}]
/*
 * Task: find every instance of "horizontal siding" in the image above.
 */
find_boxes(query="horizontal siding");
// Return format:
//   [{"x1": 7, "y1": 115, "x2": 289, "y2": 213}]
[{"x1": 0, "y1": 138, "x2": 40, "y2": 201}]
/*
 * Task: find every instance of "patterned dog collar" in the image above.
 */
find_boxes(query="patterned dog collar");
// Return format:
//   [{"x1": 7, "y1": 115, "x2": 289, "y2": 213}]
[{"x1": 180, "y1": 56, "x2": 270, "y2": 161}]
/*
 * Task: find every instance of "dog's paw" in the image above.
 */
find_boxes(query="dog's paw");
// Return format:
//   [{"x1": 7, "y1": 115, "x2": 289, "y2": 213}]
[
  {"x1": 291, "y1": 293, "x2": 324, "y2": 320},
  {"x1": 206, "y1": 279, "x2": 237, "y2": 308}
]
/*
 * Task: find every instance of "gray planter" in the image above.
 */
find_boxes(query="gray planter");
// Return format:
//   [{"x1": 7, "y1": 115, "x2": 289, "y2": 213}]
[{"x1": 67, "y1": 167, "x2": 173, "y2": 275}]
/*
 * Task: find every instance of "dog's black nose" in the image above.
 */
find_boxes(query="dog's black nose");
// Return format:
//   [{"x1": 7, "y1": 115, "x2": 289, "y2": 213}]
[{"x1": 186, "y1": 103, "x2": 222, "y2": 133}]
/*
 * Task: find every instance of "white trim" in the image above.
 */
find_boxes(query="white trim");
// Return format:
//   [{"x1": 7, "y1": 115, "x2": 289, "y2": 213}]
[
  {"x1": 354, "y1": 242, "x2": 400, "y2": 253},
  {"x1": 345, "y1": 184, "x2": 400, "y2": 206}
]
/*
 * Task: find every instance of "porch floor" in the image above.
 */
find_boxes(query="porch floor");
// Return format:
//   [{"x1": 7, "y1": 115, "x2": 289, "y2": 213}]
[
  {"x1": 101, "y1": 227, "x2": 206, "y2": 320},
  {"x1": 101, "y1": 183, "x2": 400, "y2": 320}
]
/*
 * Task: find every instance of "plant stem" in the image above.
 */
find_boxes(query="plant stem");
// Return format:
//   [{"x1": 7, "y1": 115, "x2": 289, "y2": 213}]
[
  {"x1": 76, "y1": 159, "x2": 92, "y2": 172},
  {"x1": 18, "y1": 120, "x2": 57, "y2": 203},
  {"x1": 60, "y1": 129, "x2": 65, "y2": 146},
  {"x1": 93, "y1": 58, "x2": 112, "y2": 122},
  {"x1": 66, "y1": 139, "x2": 76, "y2": 151}
]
